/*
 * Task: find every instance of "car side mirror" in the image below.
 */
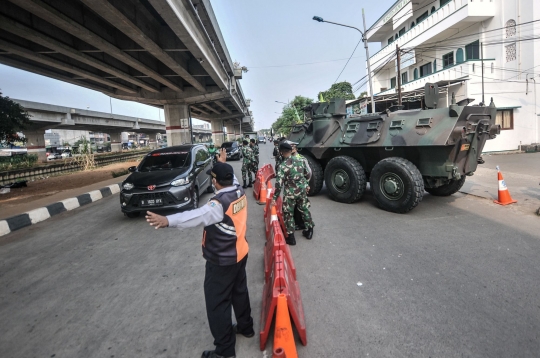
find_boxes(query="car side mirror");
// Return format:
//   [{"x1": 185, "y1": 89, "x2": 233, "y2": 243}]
[
  {"x1": 128, "y1": 166, "x2": 137, "y2": 173},
  {"x1": 196, "y1": 161, "x2": 206, "y2": 167}
]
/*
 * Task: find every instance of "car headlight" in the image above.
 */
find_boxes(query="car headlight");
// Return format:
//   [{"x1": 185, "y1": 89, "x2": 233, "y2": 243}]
[
  {"x1": 171, "y1": 177, "x2": 190, "y2": 186},
  {"x1": 123, "y1": 182, "x2": 134, "y2": 190}
]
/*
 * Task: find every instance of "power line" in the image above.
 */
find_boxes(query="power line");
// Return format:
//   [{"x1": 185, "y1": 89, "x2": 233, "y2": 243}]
[{"x1": 334, "y1": 38, "x2": 362, "y2": 83}]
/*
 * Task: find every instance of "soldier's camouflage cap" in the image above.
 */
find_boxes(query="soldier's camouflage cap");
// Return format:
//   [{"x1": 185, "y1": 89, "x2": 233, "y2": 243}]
[{"x1": 279, "y1": 142, "x2": 293, "y2": 151}]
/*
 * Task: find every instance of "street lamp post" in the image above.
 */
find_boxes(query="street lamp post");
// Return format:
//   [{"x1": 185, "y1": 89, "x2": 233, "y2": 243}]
[
  {"x1": 313, "y1": 10, "x2": 376, "y2": 113},
  {"x1": 276, "y1": 100, "x2": 301, "y2": 122}
]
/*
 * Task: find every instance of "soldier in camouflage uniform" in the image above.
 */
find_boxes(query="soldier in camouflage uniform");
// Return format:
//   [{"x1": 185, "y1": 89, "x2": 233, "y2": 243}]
[
  {"x1": 289, "y1": 141, "x2": 312, "y2": 231},
  {"x1": 271, "y1": 142, "x2": 314, "y2": 245},
  {"x1": 241, "y1": 140, "x2": 253, "y2": 188},
  {"x1": 249, "y1": 138, "x2": 259, "y2": 177}
]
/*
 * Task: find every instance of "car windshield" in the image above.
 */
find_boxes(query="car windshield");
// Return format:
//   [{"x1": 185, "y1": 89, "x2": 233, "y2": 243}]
[
  {"x1": 221, "y1": 142, "x2": 234, "y2": 148},
  {"x1": 259, "y1": 137, "x2": 264, "y2": 140},
  {"x1": 138, "y1": 151, "x2": 191, "y2": 171}
]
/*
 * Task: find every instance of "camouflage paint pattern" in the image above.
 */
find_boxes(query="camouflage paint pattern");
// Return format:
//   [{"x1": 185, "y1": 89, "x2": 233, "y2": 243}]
[
  {"x1": 241, "y1": 145, "x2": 253, "y2": 182},
  {"x1": 289, "y1": 96, "x2": 499, "y2": 187}
]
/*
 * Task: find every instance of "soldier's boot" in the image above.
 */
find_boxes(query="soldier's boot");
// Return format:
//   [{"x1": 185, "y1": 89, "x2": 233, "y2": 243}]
[
  {"x1": 247, "y1": 178, "x2": 253, "y2": 188},
  {"x1": 286, "y1": 232, "x2": 296, "y2": 246},
  {"x1": 242, "y1": 180, "x2": 247, "y2": 189},
  {"x1": 302, "y1": 228, "x2": 313, "y2": 240}
]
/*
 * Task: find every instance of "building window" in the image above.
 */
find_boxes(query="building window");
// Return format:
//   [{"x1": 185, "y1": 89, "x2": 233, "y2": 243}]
[
  {"x1": 395, "y1": 34, "x2": 399, "y2": 40},
  {"x1": 496, "y1": 110, "x2": 514, "y2": 130},
  {"x1": 443, "y1": 52, "x2": 454, "y2": 68},
  {"x1": 413, "y1": 68, "x2": 418, "y2": 80},
  {"x1": 440, "y1": 0, "x2": 451, "y2": 6},
  {"x1": 399, "y1": 27, "x2": 405, "y2": 37},
  {"x1": 456, "y1": 48, "x2": 464, "y2": 63},
  {"x1": 431, "y1": 6, "x2": 436, "y2": 14},
  {"x1": 420, "y1": 63, "x2": 432, "y2": 77},
  {"x1": 506, "y1": 43, "x2": 516, "y2": 62},
  {"x1": 506, "y1": 19, "x2": 516, "y2": 38},
  {"x1": 401, "y1": 72, "x2": 408, "y2": 84},
  {"x1": 433, "y1": 60, "x2": 437, "y2": 72},
  {"x1": 411, "y1": 21, "x2": 415, "y2": 28},
  {"x1": 390, "y1": 77, "x2": 397, "y2": 89},
  {"x1": 416, "y1": 11, "x2": 429, "y2": 24},
  {"x1": 388, "y1": 36, "x2": 394, "y2": 45},
  {"x1": 465, "y1": 40, "x2": 479, "y2": 60}
]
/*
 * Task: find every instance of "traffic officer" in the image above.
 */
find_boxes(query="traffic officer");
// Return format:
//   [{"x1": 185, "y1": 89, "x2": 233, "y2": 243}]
[
  {"x1": 146, "y1": 149, "x2": 254, "y2": 358},
  {"x1": 249, "y1": 138, "x2": 259, "y2": 177},
  {"x1": 271, "y1": 142, "x2": 314, "y2": 245},
  {"x1": 241, "y1": 140, "x2": 253, "y2": 188},
  {"x1": 289, "y1": 141, "x2": 312, "y2": 231}
]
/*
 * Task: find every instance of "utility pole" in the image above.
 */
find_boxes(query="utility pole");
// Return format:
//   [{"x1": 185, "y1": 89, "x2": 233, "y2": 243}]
[
  {"x1": 396, "y1": 44, "x2": 402, "y2": 105},
  {"x1": 362, "y1": 9, "x2": 376, "y2": 113},
  {"x1": 481, "y1": 42, "x2": 485, "y2": 106}
]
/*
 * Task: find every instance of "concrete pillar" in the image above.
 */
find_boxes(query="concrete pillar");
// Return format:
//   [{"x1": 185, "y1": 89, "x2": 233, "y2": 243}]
[
  {"x1": 164, "y1": 104, "x2": 191, "y2": 146},
  {"x1": 149, "y1": 133, "x2": 158, "y2": 149},
  {"x1": 211, "y1": 119, "x2": 225, "y2": 146},
  {"x1": 110, "y1": 132, "x2": 122, "y2": 152},
  {"x1": 24, "y1": 130, "x2": 47, "y2": 162}
]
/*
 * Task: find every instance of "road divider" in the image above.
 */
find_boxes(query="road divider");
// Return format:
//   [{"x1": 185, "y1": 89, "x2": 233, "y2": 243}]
[
  {"x1": 254, "y1": 164, "x2": 276, "y2": 202},
  {"x1": 0, "y1": 183, "x2": 121, "y2": 237}
]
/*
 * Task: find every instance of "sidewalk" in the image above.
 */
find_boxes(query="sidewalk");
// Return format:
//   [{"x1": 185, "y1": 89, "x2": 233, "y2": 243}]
[
  {"x1": 459, "y1": 152, "x2": 540, "y2": 214},
  {"x1": 0, "y1": 174, "x2": 129, "y2": 220}
]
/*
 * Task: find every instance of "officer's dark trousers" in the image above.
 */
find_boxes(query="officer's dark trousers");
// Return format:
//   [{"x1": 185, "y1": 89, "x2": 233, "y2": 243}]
[{"x1": 204, "y1": 255, "x2": 253, "y2": 357}]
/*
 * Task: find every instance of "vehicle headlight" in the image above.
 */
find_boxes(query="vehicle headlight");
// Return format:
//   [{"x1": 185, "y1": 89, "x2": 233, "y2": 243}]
[
  {"x1": 171, "y1": 177, "x2": 190, "y2": 186},
  {"x1": 123, "y1": 182, "x2": 134, "y2": 190}
]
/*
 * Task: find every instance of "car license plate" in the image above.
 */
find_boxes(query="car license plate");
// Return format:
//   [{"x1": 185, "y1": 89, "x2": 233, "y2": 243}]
[{"x1": 140, "y1": 198, "x2": 163, "y2": 207}]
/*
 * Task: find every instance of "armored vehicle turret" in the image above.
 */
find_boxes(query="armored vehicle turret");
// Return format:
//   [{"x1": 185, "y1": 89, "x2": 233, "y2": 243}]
[{"x1": 289, "y1": 83, "x2": 500, "y2": 213}]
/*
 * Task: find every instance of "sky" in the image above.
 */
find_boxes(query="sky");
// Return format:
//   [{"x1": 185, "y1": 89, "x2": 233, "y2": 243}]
[{"x1": 0, "y1": 0, "x2": 396, "y2": 130}]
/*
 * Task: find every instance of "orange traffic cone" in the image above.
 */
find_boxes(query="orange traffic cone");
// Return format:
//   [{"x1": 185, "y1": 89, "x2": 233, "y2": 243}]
[
  {"x1": 273, "y1": 347, "x2": 287, "y2": 358},
  {"x1": 258, "y1": 182, "x2": 267, "y2": 205},
  {"x1": 270, "y1": 205, "x2": 278, "y2": 223},
  {"x1": 274, "y1": 294, "x2": 297, "y2": 358},
  {"x1": 494, "y1": 166, "x2": 517, "y2": 205}
]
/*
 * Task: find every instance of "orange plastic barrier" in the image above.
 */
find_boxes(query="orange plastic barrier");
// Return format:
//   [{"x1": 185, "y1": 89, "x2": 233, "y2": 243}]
[
  {"x1": 260, "y1": 250, "x2": 307, "y2": 350},
  {"x1": 264, "y1": 220, "x2": 296, "y2": 282},
  {"x1": 254, "y1": 164, "x2": 276, "y2": 201},
  {"x1": 274, "y1": 294, "x2": 298, "y2": 358}
]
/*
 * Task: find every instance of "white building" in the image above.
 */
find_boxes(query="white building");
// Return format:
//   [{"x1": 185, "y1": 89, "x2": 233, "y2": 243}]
[{"x1": 365, "y1": 0, "x2": 540, "y2": 151}]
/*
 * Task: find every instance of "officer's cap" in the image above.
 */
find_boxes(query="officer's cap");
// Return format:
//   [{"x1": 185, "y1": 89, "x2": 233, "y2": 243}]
[
  {"x1": 206, "y1": 163, "x2": 234, "y2": 181},
  {"x1": 279, "y1": 142, "x2": 293, "y2": 152},
  {"x1": 242, "y1": 140, "x2": 249, "y2": 145}
]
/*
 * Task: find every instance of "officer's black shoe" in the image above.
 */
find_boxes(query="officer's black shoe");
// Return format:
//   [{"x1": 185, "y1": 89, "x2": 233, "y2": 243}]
[
  {"x1": 295, "y1": 224, "x2": 306, "y2": 231},
  {"x1": 232, "y1": 323, "x2": 255, "y2": 338},
  {"x1": 302, "y1": 228, "x2": 313, "y2": 240},
  {"x1": 247, "y1": 180, "x2": 253, "y2": 188},
  {"x1": 286, "y1": 233, "x2": 296, "y2": 246},
  {"x1": 201, "y1": 351, "x2": 235, "y2": 358},
  {"x1": 477, "y1": 157, "x2": 485, "y2": 164},
  {"x1": 242, "y1": 180, "x2": 247, "y2": 189}
]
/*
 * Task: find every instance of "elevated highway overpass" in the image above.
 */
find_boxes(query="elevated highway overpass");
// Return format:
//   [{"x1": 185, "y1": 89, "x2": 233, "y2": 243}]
[
  {"x1": 12, "y1": 99, "x2": 228, "y2": 156},
  {"x1": 0, "y1": 0, "x2": 254, "y2": 153}
]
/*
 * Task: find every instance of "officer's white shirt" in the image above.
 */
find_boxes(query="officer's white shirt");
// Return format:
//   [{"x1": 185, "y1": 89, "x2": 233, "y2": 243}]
[{"x1": 166, "y1": 175, "x2": 239, "y2": 229}]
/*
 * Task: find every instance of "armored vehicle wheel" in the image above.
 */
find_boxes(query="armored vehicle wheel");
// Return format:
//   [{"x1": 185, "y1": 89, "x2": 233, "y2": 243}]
[
  {"x1": 370, "y1": 157, "x2": 424, "y2": 213},
  {"x1": 305, "y1": 155, "x2": 323, "y2": 196},
  {"x1": 425, "y1": 176, "x2": 466, "y2": 196},
  {"x1": 324, "y1": 156, "x2": 366, "y2": 203}
]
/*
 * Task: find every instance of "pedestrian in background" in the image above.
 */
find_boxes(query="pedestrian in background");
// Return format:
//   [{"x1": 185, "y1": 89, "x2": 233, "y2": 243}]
[
  {"x1": 249, "y1": 138, "x2": 259, "y2": 177},
  {"x1": 271, "y1": 142, "x2": 314, "y2": 245},
  {"x1": 289, "y1": 141, "x2": 312, "y2": 231},
  {"x1": 145, "y1": 149, "x2": 254, "y2": 358},
  {"x1": 241, "y1": 140, "x2": 253, "y2": 188}
]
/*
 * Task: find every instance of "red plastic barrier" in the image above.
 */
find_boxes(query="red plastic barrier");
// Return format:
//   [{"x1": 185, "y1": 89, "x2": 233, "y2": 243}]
[
  {"x1": 260, "y1": 250, "x2": 307, "y2": 350},
  {"x1": 275, "y1": 197, "x2": 287, "y2": 237},
  {"x1": 255, "y1": 164, "x2": 276, "y2": 201},
  {"x1": 264, "y1": 220, "x2": 296, "y2": 282},
  {"x1": 264, "y1": 188, "x2": 275, "y2": 220},
  {"x1": 253, "y1": 173, "x2": 263, "y2": 200}
]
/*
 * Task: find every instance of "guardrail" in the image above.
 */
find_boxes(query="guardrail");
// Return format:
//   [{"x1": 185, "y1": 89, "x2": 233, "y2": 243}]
[{"x1": 0, "y1": 151, "x2": 148, "y2": 186}]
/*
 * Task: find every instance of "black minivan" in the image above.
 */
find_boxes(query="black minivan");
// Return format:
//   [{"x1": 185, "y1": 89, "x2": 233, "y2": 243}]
[{"x1": 120, "y1": 145, "x2": 213, "y2": 218}]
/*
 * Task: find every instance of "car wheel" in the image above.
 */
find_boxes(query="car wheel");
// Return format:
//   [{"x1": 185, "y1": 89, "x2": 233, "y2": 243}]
[
  {"x1": 370, "y1": 157, "x2": 424, "y2": 213},
  {"x1": 324, "y1": 156, "x2": 366, "y2": 203},
  {"x1": 425, "y1": 176, "x2": 466, "y2": 196},
  {"x1": 192, "y1": 188, "x2": 199, "y2": 208},
  {"x1": 125, "y1": 212, "x2": 140, "y2": 218}
]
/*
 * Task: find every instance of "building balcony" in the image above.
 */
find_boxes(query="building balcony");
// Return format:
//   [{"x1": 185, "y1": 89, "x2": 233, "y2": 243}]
[
  {"x1": 368, "y1": 0, "x2": 495, "y2": 70},
  {"x1": 374, "y1": 58, "x2": 495, "y2": 97}
]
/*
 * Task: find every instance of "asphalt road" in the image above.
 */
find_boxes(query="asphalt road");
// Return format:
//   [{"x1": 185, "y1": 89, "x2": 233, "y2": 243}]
[{"x1": 1, "y1": 144, "x2": 539, "y2": 358}]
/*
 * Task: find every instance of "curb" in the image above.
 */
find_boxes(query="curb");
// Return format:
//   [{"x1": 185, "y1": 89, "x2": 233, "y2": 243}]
[{"x1": 0, "y1": 183, "x2": 121, "y2": 237}]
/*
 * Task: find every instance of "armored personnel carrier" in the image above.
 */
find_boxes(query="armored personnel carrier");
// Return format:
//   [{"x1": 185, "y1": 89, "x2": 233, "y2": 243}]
[{"x1": 288, "y1": 83, "x2": 500, "y2": 213}]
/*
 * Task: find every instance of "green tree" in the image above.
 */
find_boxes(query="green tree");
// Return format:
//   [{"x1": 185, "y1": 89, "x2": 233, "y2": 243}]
[
  {"x1": 318, "y1": 81, "x2": 355, "y2": 101},
  {"x1": 0, "y1": 92, "x2": 31, "y2": 145},
  {"x1": 358, "y1": 91, "x2": 368, "y2": 98},
  {"x1": 271, "y1": 95, "x2": 313, "y2": 136}
]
